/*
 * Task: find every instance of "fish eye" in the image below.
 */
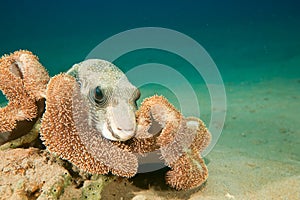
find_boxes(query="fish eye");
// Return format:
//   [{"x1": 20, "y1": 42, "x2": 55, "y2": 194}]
[{"x1": 93, "y1": 86, "x2": 106, "y2": 104}]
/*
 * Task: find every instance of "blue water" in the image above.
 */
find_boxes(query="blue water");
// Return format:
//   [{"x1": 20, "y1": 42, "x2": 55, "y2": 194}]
[{"x1": 0, "y1": 0, "x2": 299, "y2": 79}]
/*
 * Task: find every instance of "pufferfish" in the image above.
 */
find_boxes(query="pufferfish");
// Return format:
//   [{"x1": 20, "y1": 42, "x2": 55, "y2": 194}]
[
  {"x1": 66, "y1": 59, "x2": 141, "y2": 141},
  {"x1": 40, "y1": 58, "x2": 211, "y2": 189}
]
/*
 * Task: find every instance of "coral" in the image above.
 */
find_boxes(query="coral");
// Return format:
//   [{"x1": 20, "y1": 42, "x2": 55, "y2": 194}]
[
  {"x1": 80, "y1": 175, "x2": 109, "y2": 200},
  {"x1": 0, "y1": 50, "x2": 210, "y2": 190},
  {"x1": 0, "y1": 50, "x2": 49, "y2": 144},
  {"x1": 40, "y1": 68, "x2": 210, "y2": 190},
  {"x1": 0, "y1": 50, "x2": 210, "y2": 195},
  {"x1": 131, "y1": 96, "x2": 211, "y2": 190},
  {"x1": 41, "y1": 75, "x2": 211, "y2": 190},
  {"x1": 0, "y1": 148, "x2": 109, "y2": 200},
  {"x1": 40, "y1": 74, "x2": 138, "y2": 178},
  {"x1": 0, "y1": 148, "x2": 72, "y2": 200}
]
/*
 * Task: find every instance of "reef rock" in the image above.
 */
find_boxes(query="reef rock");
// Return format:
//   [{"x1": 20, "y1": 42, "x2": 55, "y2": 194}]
[{"x1": 0, "y1": 148, "x2": 106, "y2": 200}]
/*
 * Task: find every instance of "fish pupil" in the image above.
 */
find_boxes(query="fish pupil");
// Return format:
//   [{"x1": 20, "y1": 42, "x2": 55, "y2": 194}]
[{"x1": 94, "y1": 86, "x2": 104, "y2": 103}]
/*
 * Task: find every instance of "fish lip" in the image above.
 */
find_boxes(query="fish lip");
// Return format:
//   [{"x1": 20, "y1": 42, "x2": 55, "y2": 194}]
[
  {"x1": 107, "y1": 120, "x2": 121, "y2": 140},
  {"x1": 102, "y1": 120, "x2": 135, "y2": 141},
  {"x1": 110, "y1": 117, "x2": 136, "y2": 141},
  {"x1": 105, "y1": 102, "x2": 137, "y2": 141},
  {"x1": 103, "y1": 120, "x2": 121, "y2": 141}
]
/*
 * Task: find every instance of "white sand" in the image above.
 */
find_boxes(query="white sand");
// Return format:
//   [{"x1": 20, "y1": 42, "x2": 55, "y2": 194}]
[
  {"x1": 107, "y1": 78, "x2": 300, "y2": 200},
  {"x1": 193, "y1": 78, "x2": 300, "y2": 199}
]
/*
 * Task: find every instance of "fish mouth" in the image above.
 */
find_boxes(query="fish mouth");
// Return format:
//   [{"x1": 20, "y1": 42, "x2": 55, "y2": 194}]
[
  {"x1": 101, "y1": 100, "x2": 137, "y2": 141},
  {"x1": 90, "y1": 102, "x2": 137, "y2": 142},
  {"x1": 102, "y1": 120, "x2": 135, "y2": 141}
]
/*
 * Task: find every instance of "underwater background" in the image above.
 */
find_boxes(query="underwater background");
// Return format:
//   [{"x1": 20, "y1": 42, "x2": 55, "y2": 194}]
[{"x1": 0, "y1": 0, "x2": 299, "y2": 199}]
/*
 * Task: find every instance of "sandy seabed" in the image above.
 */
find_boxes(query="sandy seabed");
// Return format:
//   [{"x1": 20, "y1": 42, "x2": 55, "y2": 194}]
[{"x1": 102, "y1": 78, "x2": 300, "y2": 200}]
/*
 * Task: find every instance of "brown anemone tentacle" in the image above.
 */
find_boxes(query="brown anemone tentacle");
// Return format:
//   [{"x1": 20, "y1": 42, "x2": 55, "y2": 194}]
[
  {"x1": 0, "y1": 50, "x2": 49, "y2": 142},
  {"x1": 165, "y1": 117, "x2": 211, "y2": 190},
  {"x1": 131, "y1": 95, "x2": 211, "y2": 190},
  {"x1": 135, "y1": 95, "x2": 183, "y2": 146},
  {"x1": 165, "y1": 148, "x2": 209, "y2": 190}
]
